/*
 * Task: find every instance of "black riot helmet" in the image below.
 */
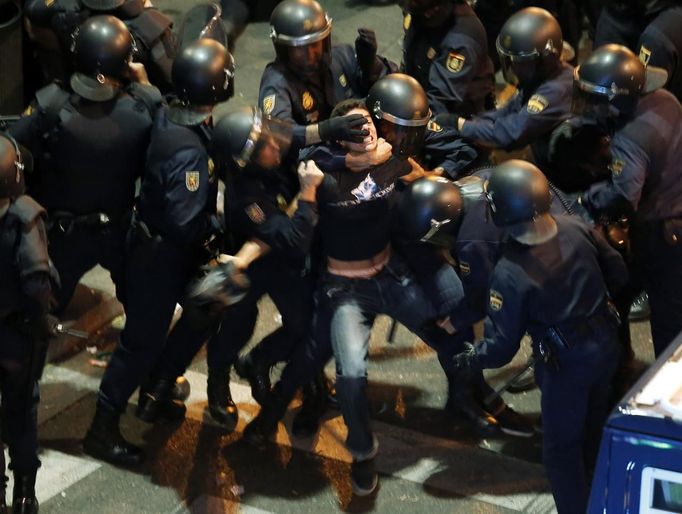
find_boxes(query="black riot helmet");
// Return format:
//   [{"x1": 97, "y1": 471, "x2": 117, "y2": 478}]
[
  {"x1": 395, "y1": 176, "x2": 463, "y2": 248},
  {"x1": 80, "y1": 0, "x2": 125, "y2": 12},
  {"x1": 0, "y1": 133, "x2": 28, "y2": 200},
  {"x1": 70, "y1": 15, "x2": 135, "y2": 102},
  {"x1": 168, "y1": 39, "x2": 235, "y2": 126},
  {"x1": 269, "y1": 0, "x2": 332, "y2": 75},
  {"x1": 398, "y1": 0, "x2": 456, "y2": 24},
  {"x1": 496, "y1": 7, "x2": 562, "y2": 89},
  {"x1": 212, "y1": 107, "x2": 294, "y2": 171},
  {"x1": 484, "y1": 160, "x2": 557, "y2": 245},
  {"x1": 572, "y1": 44, "x2": 646, "y2": 123},
  {"x1": 366, "y1": 73, "x2": 431, "y2": 158}
]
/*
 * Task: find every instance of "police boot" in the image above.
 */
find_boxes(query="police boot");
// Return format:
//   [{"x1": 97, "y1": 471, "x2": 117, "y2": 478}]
[
  {"x1": 446, "y1": 374, "x2": 498, "y2": 434},
  {"x1": 11, "y1": 471, "x2": 37, "y2": 514},
  {"x1": 136, "y1": 379, "x2": 187, "y2": 423},
  {"x1": 171, "y1": 376, "x2": 191, "y2": 402},
  {"x1": 234, "y1": 352, "x2": 271, "y2": 406},
  {"x1": 243, "y1": 390, "x2": 291, "y2": 448},
  {"x1": 83, "y1": 404, "x2": 143, "y2": 466},
  {"x1": 207, "y1": 367, "x2": 238, "y2": 430},
  {"x1": 292, "y1": 372, "x2": 328, "y2": 438},
  {"x1": 628, "y1": 291, "x2": 650, "y2": 322}
]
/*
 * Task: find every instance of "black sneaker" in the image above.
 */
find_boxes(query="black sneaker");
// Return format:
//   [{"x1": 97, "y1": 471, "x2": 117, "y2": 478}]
[
  {"x1": 234, "y1": 353, "x2": 271, "y2": 406},
  {"x1": 350, "y1": 459, "x2": 378, "y2": 497},
  {"x1": 494, "y1": 406, "x2": 535, "y2": 438}
]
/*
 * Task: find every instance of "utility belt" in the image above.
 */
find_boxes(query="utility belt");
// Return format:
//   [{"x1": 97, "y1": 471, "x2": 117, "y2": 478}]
[
  {"x1": 536, "y1": 302, "x2": 620, "y2": 371},
  {"x1": 46, "y1": 210, "x2": 124, "y2": 235}
]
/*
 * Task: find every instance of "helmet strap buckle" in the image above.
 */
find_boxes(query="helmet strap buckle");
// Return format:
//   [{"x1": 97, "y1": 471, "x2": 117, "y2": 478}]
[{"x1": 96, "y1": 73, "x2": 106, "y2": 85}]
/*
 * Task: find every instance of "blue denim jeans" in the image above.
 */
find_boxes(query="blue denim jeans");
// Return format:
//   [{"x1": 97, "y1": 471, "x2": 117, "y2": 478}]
[{"x1": 316, "y1": 253, "x2": 465, "y2": 458}]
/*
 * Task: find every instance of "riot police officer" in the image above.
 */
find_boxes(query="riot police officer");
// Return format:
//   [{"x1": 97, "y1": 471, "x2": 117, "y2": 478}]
[
  {"x1": 23, "y1": 0, "x2": 176, "y2": 92},
  {"x1": 399, "y1": 0, "x2": 495, "y2": 118},
  {"x1": 139, "y1": 107, "x2": 325, "y2": 431},
  {"x1": 10, "y1": 15, "x2": 160, "y2": 312},
  {"x1": 573, "y1": 44, "x2": 682, "y2": 356},
  {"x1": 83, "y1": 38, "x2": 233, "y2": 465},
  {"x1": 594, "y1": 0, "x2": 678, "y2": 49},
  {"x1": 451, "y1": 160, "x2": 627, "y2": 514},
  {"x1": 437, "y1": 8, "x2": 574, "y2": 186},
  {"x1": 0, "y1": 133, "x2": 56, "y2": 514}
]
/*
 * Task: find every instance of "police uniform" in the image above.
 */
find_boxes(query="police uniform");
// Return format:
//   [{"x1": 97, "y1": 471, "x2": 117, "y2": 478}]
[
  {"x1": 0, "y1": 193, "x2": 55, "y2": 510},
  {"x1": 259, "y1": 44, "x2": 394, "y2": 126},
  {"x1": 638, "y1": 6, "x2": 682, "y2": 102},
  {"x1": 96, "y1": 106, "x2": 218, "y2": 413},
  {"x1": 594, "y1": 0, "x2": 677, "y2": 50},
  {"x1": 581, "y1": 88, "x2": 682, "y2": 355},
  {"x1": 9, "y1": 81, "x2": 158, "y2": 311},
  {"x1": 23, "y1": 0, "x2": 176, "y2": 93},
  {"x1": 472, "y1": 215, "x2": 627, "y2": 514},
  {"x1": 402, "y1": 1, "x2": 495, "y2": 117},
  {"x1": 459, "y1": 62, "x2": 574, "y2": 172}
]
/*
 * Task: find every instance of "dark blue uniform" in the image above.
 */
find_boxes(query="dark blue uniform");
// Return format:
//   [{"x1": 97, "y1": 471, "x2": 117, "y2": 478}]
[
  {"x1": 459, "y1": 62, "x2": 574, "y2": 172},
  {"x1": 638, "y1": 6, "x2": 682, "y2": 103},
  {"x1": 473, "y1": 215, "x2": 627, "y2": 514},
  {"x1": 0, "y1": 195, "x2": 54, "y2": 478},
  {"x1": 9, "y1": 82, "x2": 157, "y2": 311},
  {"x1": 402, "y1": 2, "x2": 495, "y2": 117},
  {"x1": 97, "y1": 106, "x2": 218, "y2": 413},
  {"x1": 581, "y1": 89, "x2": 682, "y2": 355},
  {"x1": 258, "y1": 44, "x2": 395, "y2": 126}
]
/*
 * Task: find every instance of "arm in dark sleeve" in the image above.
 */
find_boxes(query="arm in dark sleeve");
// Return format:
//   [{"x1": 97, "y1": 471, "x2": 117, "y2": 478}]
[
  {"x1": 426, "y1": 35, "x2": 487, "y2": 116},
  {"x1": 423, "y1": 126, "x2": 479, "y2": 179},
  {"x1": 162, "y1": 147, "x2": 213, "y2": 244},
  {"x1": 581, "y1": 134, "x2": 649, "y2": 216},
  {"x1": 300, "y1": 144, "x2": 347, "y2": 173},
  {"x1": 460, "y1": 87, "x2": 568, "y2": 150},
  {"x1": 259, "y1": 69, "x2": 296, "y2": 125},
  {"x1": 336, "y1": 44, "x2": 398, "y2": 95},
  {"x1": 7, "y1": 106, "x2": 43, "y2": 152},
  {"x1": 474, "y1": 264, "x2": 528, "y2": 369},
  {"x1": 17, "y1": 216, "x2": 53, "y2": 317},
  {"x1": 233, "y1": 199, "x2": 318, "y2": 260},
  {"x1": 587, "y1": 224, "x2": 629, "y2": 297}
]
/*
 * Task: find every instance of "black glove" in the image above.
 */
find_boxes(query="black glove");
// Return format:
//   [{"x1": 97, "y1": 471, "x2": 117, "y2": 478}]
[
  {"x1": 318, "y1": 114, "x2": 369, "y2": 143},
  {"x1": 355, "y1": 28, "x2": 378, "y2": 78},
  {"x1": 453, "y1": 342, "x2": 479, "y2": 372}
]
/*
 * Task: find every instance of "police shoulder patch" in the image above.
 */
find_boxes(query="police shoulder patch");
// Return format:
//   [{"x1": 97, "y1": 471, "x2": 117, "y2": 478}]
[
  {"x1": 527, "y1": 94, "x2": 549, "y2": 114},
  {"x1": 403, "y1": 13, "x2": 411, "y2": 31},
  {"x1": 609, "y1": 159, "x2": 625, "y2": 175},
  {"x1": 262, "y1": 94, "x2": 276, "y2": 115},
  {"x1": 639, "y1": 45, "x2": 652, "y2": 67},
  {"x1": 207, "y1": 158, "x2": 215, "y2": 180},
  {"x1": 339, "y1": 74, "x2": 348, "y2": 87},
  {"x1": 427, "y1": 120, "x2": 443, "y2": 133},
  {"x1": 245, "y1": 203, "x2": 266, "y2": 225},
  {"x1": 302, "y1": 91, "x2": 314, "y2": 111},
  {"x1": 459, "y1": 260, "x2": 471, "y2": 276},
  {"x1": 185, "y1": 171, "x2": 200, "y2": 192},
  {"x1": 427, "y1": 47, "x2": 436, "y2": 60},
  {"x1": 446, "y1": 51, "x2": 466, "y2": 73},
  {"x1": 489, "y1": 290, "x2": 503, "y2": 311}
]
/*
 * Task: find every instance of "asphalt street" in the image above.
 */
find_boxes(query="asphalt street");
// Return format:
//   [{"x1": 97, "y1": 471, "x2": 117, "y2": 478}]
[{"x1": 32, "y1": 0, "x2": 657, "y2": 512}]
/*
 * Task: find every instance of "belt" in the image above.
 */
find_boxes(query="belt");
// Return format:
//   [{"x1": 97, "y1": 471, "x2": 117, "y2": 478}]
[{"x1": 327, "y1": 245, "x2": 391, "y2": 279}]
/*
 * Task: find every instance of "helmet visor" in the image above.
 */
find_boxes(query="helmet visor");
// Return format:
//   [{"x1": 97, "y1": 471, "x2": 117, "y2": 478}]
[
  {"x1": 278, "y1": 37, "x2": 331, "y2": 74},
  {"x1": 248, "y1": 117, "x2": 293, "y2": 170},
  {"x1": 177, "y1": 3, "x2": 229, "y2": 50},
  {"x1": 571, "y1": 83, "x2": 615, "y2": 120},
  {"x1": 377, "y1": 120, "x2": 426, "y2": 158}
]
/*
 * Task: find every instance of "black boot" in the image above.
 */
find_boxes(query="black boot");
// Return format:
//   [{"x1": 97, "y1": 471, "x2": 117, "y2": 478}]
[
  {"x1": 11, "y1": 471, "x2": 37, "y2": 514},
  {"x1": 206, "y1": 367, "x2": 238, "y2": 430},
  {"x1": 234, "y1": 352, "x2": 271, "y2": 405},
  {"x1": 83, "y1": 404, "x2": 143, "y2": 466},
  {"x1": 136, "y1": 378, "x2": 187, "y2": 423},
  {"x1": 243, "y1": 390, "x2": 291, "y2": 448},
  {"x1": 292, "y1": 373, "x2": 328, "y2": 437},
  {"x1": 171, "y1": 376, "x2": 191, "y2": 402}
]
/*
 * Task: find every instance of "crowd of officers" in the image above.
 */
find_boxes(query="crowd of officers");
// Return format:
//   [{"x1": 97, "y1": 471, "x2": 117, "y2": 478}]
[{"x1": 0, "y1": 0, "x2": 681, "y2": 512}]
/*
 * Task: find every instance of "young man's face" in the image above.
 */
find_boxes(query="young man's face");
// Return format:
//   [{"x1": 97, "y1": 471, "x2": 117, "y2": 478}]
[{"x1": 340, "y1": 107, "x2": 377, "y2": 153}]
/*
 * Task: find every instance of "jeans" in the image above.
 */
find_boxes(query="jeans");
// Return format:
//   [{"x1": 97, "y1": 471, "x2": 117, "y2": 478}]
[{"x1": 317, "y1": 253, "x2": 463, "y2": 458}]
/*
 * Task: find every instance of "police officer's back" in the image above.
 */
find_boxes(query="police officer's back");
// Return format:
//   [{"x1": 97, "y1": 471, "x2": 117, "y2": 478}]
[
  {"x1": 0, "y1": 133, "x2": 56, "y2": 514},
  {"x1": 453, "y1": 160, "x2": 627, "y2": 514},
  {"x1": 83, "y1": 38, "x2": 233, "y2": 466},
  {"x1": 400, "y1": 0, "x2": 495, "y2": 118},
  {"x1": 10, "y1": 15, "x2": 159, "y2": 311}
]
